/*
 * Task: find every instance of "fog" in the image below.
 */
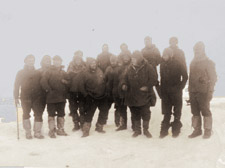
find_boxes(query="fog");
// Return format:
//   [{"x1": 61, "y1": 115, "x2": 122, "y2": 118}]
[{"x1": 0, "y1": 0, "x2": 225, "y2": 97}]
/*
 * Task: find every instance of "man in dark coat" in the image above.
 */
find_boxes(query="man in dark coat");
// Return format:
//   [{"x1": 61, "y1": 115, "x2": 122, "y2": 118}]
[
  {"x1": 121, "y1": 51, "x2": 158, "y2": 138},
  {"x1": 159, "y1": 48, "x2": 188, "y2": 138},
  {"x1": 141, "y1": 36, "x2": 161, "y2": 68},
  {"x1": 141, "y1": 36, "x2": 162, "y2": 108},
  {"x1": 118, "y1": 43, "x2": 132, "y2": 65},
  {"x1": 41, "y1": 55, "x2": 70, "y2": 138},
  {"x1": 113, "y1": 43, "x2": 134, "y2": 131},
  {"x1": 97, "y1": 44, "x2": 112, "y2": 73},
  {"x1": 188, "y1": 42, "x2": 217, "y2": 139},
  {"x1": 105, "y1": 55, "x2": 128, "y2": 131},
  {"x1": 79, "y1": 57, "x2": 109, "y2": 137},
  {"x1": 67, "y1": 50, "x2": 86, "y2": 131},
  {"x1": 14, "y1": 55, "x2": 44, "y2": 139},
  {"x1": 32, "y1": 55, "x2": 51, "y2": 139}
]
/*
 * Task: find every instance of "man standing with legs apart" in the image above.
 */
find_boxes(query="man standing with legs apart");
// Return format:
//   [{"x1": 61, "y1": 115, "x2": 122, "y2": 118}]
[
  {"x1": 80, "y1": 57, "x2": 109, "y2": 137},
  {"x1": 32, "y1": 55, "x2": 51, "y2": 139},
  {"x1": 67, "y1": 51, "x2": 86, "y2": 131},
  {"x1": 121, "y1": 51, "x2": 157, "y2": 138},
  {"x1": 14, "y1": 55, "x2": 45, "y2": 139},
  {"x1": 159, "y1": 48, "x2": 188, "y2": 138},
  {"x1": 117, "y1": 43, "x2": 132, "y2": 131},
  {"x1": 41, "y1": 56, "x2": 70, "y2": 138},
  {"x1": 97, "y1": 44, "x2": 113, "y2": 125},
  {"x1": 188, "y1": 42, "x2": 217, "y2": 139},
  {"x1": 142, "y1": 36, "x2": 162, "y2": 110}
]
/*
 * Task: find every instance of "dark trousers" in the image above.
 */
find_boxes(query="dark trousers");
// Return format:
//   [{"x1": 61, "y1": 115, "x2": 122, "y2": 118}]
[
  {"x1": 21, "y1": 96, "x2": 45, "y2": 122},
  {"x1": 69, "y1": 92, "x2": 85, "y2": 122},
  {"x1": 161, "y1": 91, "x2": 183, "y2": 120},
  {"x1": 47, "y1": 102, "x2": 66, "y2": 117},
  {"x1": 84, "y1": 96, "x2": 110, "y2": 125},
  {"x1": 129, "y1": 103, "x2": 151, "y2": 122},
  {"x1": 114, "y1": 97, "x2": 127, "y2": 122},
  {"x1": 190, "y1": 92, "x2": 212, "y2": 117}
]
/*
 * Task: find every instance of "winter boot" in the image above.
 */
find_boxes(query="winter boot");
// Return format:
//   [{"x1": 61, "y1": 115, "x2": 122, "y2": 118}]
[
  {"x1": 115, "y1": 109, "x2": 120, "y2": 127},
  {"x1": 23, "y1": 119, "x2": 32, "y2": 139},
  {"x1": 132, "y1": 120, "x2": 142, "y2": 138},
  {"x1": 159, "y1": 114, "x2": 171, "y2": 138},
  {"x1": 48, "y1": 116, "x2": 56, "y2": 138},
  {"x1": 82, "y1": 122, "x2": 91, "y2": 138},
  {"x1": 188, "y1": 116, "x2": 202, "y2": 138},
  {"x1": 72, "y1": 122, "x2": 80, "y2": 132},
  {"x1": 143, "y1": 120, "x2": 152, "y2": 138},
  {"x1": 79, "y1": 115, "x2": 85, "y2": 129},
  {"x1": 95, "y1": 123, "x2": 106, "y2": 133},
  {"x1": 131, "y1": 116, "x2": 135, "y2": 132},
  {"x1": 171, "y1": 119, "x2": 183, "y2": 138},
  {"x1": 33, "y1": 122, "x2": 44, "y2": 139},
  {"x1": 72, "y1": 113, "x2": 80, "y2": 131},
  {"x1": 203, "y1": 116, "x2": 212, "y2": 139},
  {"x1": 116, "y1": 117, "x2": 127, "y2": 131},
  {"x1": 56, "y1": 117, "x2": 68, "y2": 136}
]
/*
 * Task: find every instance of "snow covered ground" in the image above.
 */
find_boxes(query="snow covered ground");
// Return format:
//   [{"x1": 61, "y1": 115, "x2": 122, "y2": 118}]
[{"x1": 0, "y1": 97, "x2": 225, "y2": 168}]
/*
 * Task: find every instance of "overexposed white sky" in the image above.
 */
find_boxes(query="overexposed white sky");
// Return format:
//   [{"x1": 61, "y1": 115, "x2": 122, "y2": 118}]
[{"x1": 0, "y1": 0, "x2": 225, "y2": 97}]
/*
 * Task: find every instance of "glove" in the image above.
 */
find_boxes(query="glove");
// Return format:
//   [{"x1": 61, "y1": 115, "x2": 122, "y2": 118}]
[
  {"x1": 140, "y1": 86, "x2": 148, "y2": 92},
  {"x1": 62, "y1": 79, "x2": 69, "y2": 84},
  {"x1": 122, "y1": 85, "x2": 128, "y2": 91}
]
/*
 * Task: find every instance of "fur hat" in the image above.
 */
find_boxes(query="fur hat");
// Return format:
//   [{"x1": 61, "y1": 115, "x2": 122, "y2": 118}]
[{"x1": 86, "y1": 57, "x2": 96, "y2": 65}]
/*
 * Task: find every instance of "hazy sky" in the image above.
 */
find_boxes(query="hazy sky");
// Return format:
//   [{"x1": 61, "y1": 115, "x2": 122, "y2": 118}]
[{"x1": 0, "y1": 0, "x2": 225, "y2": 97}]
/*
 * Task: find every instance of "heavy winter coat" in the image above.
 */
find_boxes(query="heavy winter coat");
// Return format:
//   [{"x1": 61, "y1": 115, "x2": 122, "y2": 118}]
[
  {"x1": 141, "y1": 45, "x2": 162, "y2": 68},
  {"x1": 105, "y1": 65, "x2": 124, "y2": 99},
  {"x1": 41, "y1": 65, "x2": 70, "y2": 104},
  {"x1": 79, "y1": 67, "x2": 106, "y2": 99},
  {"x1": 121, "y1": 60, "x2": 158, "y2": 107},
  {"x1": 160, "y1": 58, "x2": 188, "y2": 95},
  {"x1": 188, "y1": 55, "x2": 217, "y2": 93},
  {"x1": 67, "y1": 61, "x2": 86, "y2": 93},
  {"x1": 14, "y1": 65, "x2": 43, "y2": 100},
  {"x1": 97, "y1": 52, "x2": 112, "y2": 72}
]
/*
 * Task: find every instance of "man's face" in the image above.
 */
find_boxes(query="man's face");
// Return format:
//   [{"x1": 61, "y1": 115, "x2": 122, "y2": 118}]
[
  {"x1": 145, "y1": 39, "x2": 152, "y2": 47},
  {"x1": 25, "y1": 57, "x2": 35, "y2": 67},
  {"x1": 53, "y1": 60, "x2": 62, "y2": 67},
  {"x1": 76, "y1": 52, "x2": 83, "y2": 58},
  {"x1": 110, "y1": 59, "x2": 117, "y2": 67},
  {"x1": 170, "y1": 40, "x2": 177, "y2": 47},
  {"x1": 162, "y1": 54, "x2": 170, "y2": 61},
  {"x1": 131, "y1": 57, "x2": 138, "y2": 66},
  {"x1": 121, "y1": 45, "x2": 128, "y2": 52},
  {"x1": 123, "y1": 55, "x2": 130, "y2": 64},
  {"x1": 90, "y1": 61, "x2": 97, "y2": 70},
  {"x1": 194, "y1": 47, "x2": 204, "y2": 57},
  {"x1": 102, "y1": 45, "x2": 109, "y2": 52},
  {"x1": 44, "y1": 59, "x2": 51, "y2": 67},
  {"x1": 73, "y1": 56, "x2": 83, "y2": 66}
]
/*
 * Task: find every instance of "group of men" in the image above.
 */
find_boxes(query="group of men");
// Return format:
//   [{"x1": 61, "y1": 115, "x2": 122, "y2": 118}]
[{"x1": 14, "y1": 36, "x2": 217, "y2": 140}]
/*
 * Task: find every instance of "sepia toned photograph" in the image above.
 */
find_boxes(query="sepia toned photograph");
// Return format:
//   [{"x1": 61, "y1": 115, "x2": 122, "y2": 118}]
[{"x1": 0, "y1": 0, "x2": 225, "y2": 167}]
